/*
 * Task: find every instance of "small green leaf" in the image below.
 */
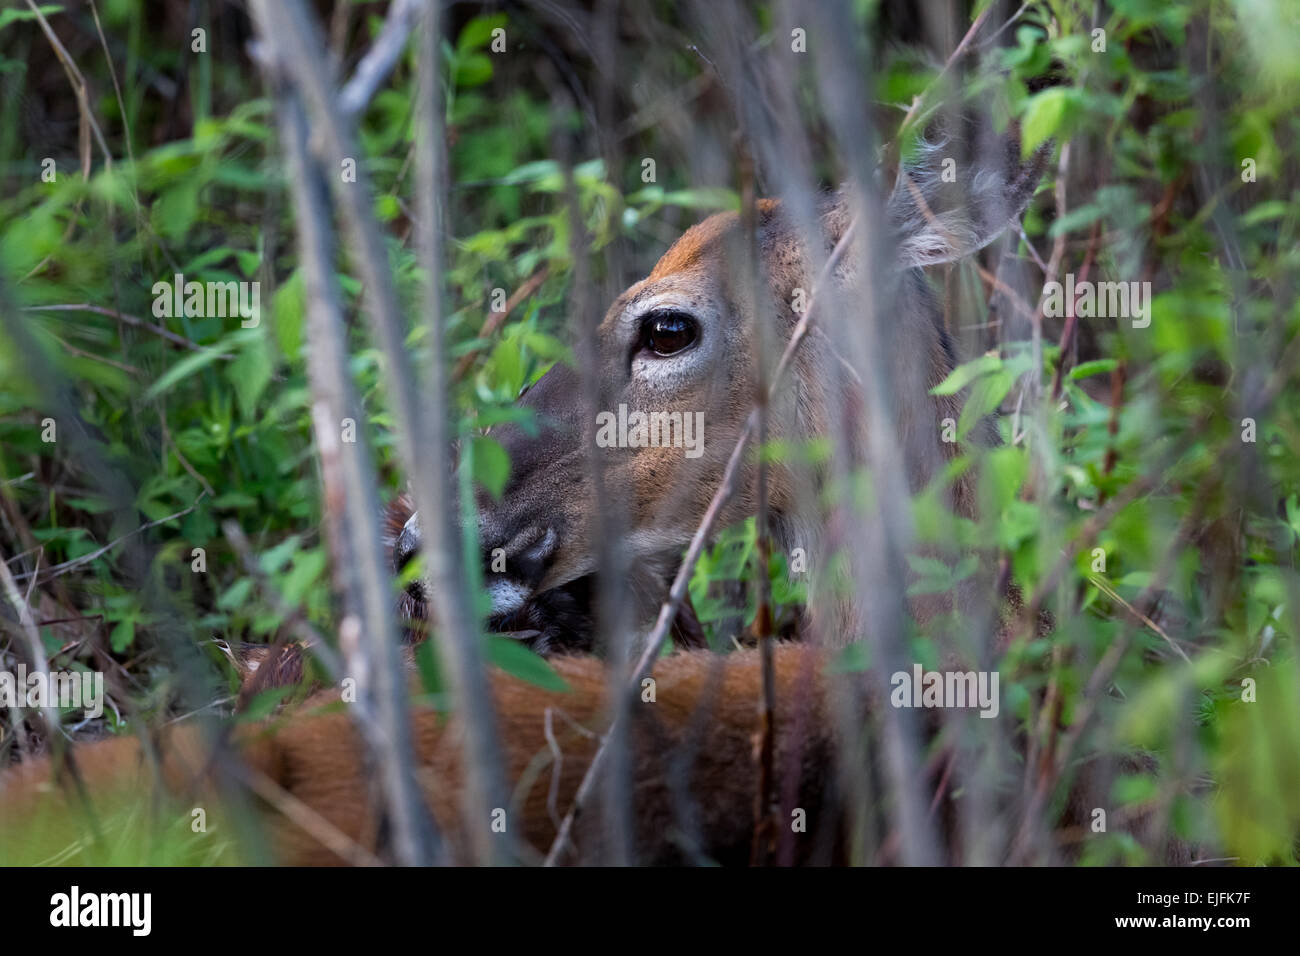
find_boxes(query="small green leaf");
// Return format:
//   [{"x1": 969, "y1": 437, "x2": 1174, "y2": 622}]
[
  {"x1": 145, "y1": 347, "x2": 226, "y2": 400},
  {"x1": 217, "y1": 578, "x2": 253, "y2": 611},
  {"x1": 415, "y1": 639, "x2": 446, "y2": 698},
  {"x1": 260, "y1": 535, "x2": 301, "y2": 574},
  {"x1": 958, "y1": 369, "x2": 1015, "y2": 438},
  {"x1": 1021, "y1": 88, "x2": 1069, "y2": 157},
  {"x1": 471, "y1": 436, "x2": 511, "y2": 500},
  {"x1": 0, "y1": 6, "x2": 62, "y2": 34},
  {"x1": 931, "y1": 354, "x2": 1002, "y2": 395},
  {"x1": 456, "y1": 13, "x2": 509, "y2": 52},
  {"x1": 228, "y1": 331, "x2": 273, "y2": 418},
  {"x1": 281, "y1": 550, "x2": 327, "y2": 605},
  {"x1": 110, "y1": 619, "x2": 135, "y2": 653},
  {"x1": 1069, "y1": 359, "x2": 1119, "y2": 380},
  {"x1": 487, "y1": 636, "x2": 570, "y2": 692}
]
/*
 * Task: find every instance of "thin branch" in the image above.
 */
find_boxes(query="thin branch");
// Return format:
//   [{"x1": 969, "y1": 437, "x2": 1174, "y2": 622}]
[
  {"x1": 411, "y1": 0, "x2": 515, "y2": 864},
  {"x1": 1085, "y1": 572, "x2": 1190, "y2": 663},
  {"x1": 160, "y1": 412, "x2": 217, "y2": 497},
  {"x1": 738, "y1": 144, "x2": 777, "y2": 866},
  {"x1": 250, "y1": 6, "x2": 441, "y2": 865},
  {"x1": 339, "y1": 0, "x2": 425, "y2": 119},
  {"x1": 24, "y1": 0, "x2": 114, "y2": 170},
  {"x1": 0, "y1": 546, "x2": 59, "y2": 738},
  {"x1": 12, "y1": 493, "x2": 206, "y2": 585},
  {"x1": 46, "y1": 333, "x2": 140, "y2": 375},
  {"x1": 1049, "y1": 220, "x2": 1101, "y2": 401},
  {"x1": 232, "y1": 762, "x2": 385, "y2": 867},
  {"x1": 889, "y1": 5, "x2": 994, "y2": 169},
  {"x1": 87, "y1": 0, "x2": 143, "y2": 226},
  {"x1": 1032, "y1": 143, "x2": 1072, "y2": 407},
  {"x1": 23, "y1": 304, "x2": 232, "y2": 357},
  {"x1": 451, "y1": 266, "x2": 552, "y2": 383}
]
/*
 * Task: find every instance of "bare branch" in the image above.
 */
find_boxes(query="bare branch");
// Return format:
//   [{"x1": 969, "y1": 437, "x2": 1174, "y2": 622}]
[
  {"x1": 339, "y1": 0, "x2": 425, "y2": 119},
  {"x1": 23, "y1": 304, "x2": 232, "y2": 357},
  {"x1": 451, "y1": 266, "x2": 551, "y2": 383},
  {"x1": 413, "y1": 0, "x2": 516, "y2": 864},
  {"x1": 12, "y1": 494, "x2": 207, "y2": 585},
  {"x1": 24, "y1": 0, "x2": 114, "y2": 171},
  {"x1": 0, "y1": 547, "x2": 59, "y2": 739},
  {"x1": 250, "y1": 8, "x2": 441, "y2": 865},
  {"x1": 738, "y1": 144, "x2": 778, "y2": 866}
]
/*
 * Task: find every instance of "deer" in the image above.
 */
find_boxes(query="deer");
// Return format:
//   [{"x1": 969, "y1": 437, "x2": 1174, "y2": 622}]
[
  {"x1": 392, "y1": 134, "x2": 1044, "y2": 656},
  {"x1": 9, "y1": 128, "x2": 1176, "y2": 867}
]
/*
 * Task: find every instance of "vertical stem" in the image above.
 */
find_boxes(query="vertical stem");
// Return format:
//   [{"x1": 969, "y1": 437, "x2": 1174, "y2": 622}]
[
  {"x1": 253, "y1": 0, "x2": 512, "y2": 864},
  {"x1": 414, "y1": 1, "x2": 513, "y2": 865},
  {"x1": 256, "y1": 23, "x2": 439, "y2": 865},
  {"x1": 550, "y1": 90, "x2": 633, "y2": 864},
  {"x1": 739, "y1": 145, "x2": 778, "y2": 866}
]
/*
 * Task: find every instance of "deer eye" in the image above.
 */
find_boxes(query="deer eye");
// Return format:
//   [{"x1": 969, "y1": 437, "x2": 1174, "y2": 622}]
[{"x1": 638, "y1": 310, "x2": 699, "y2": 357}]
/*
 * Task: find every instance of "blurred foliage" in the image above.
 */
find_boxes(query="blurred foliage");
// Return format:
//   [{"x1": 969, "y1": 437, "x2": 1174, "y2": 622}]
[{"x1": 0, "y1": 0, "x2": 1297, "y2": 865}]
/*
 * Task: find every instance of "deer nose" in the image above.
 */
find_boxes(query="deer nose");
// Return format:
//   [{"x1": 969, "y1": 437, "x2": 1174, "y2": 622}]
[
  {"x1": 393, "y1": 513, "x2": 421, "y2": 575},
  {"x1": 483, "y1": 525, "x2": 558, "y2": 590}
]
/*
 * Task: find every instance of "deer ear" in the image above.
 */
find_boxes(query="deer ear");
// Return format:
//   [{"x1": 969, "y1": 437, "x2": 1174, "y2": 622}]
[{"x1": 887, "y1": 131, "x2": 1046, "y2": 268}]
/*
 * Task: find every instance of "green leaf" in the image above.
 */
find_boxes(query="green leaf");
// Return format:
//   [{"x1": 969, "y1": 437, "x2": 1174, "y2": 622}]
[
  {"x1": 457, "y1": 13, "x2": 509, "y2": 52},
  {"x1": 660, "y1": 187, "x2": 741, "y2": 211},
  {"x1": 110, "y1": 619, "x2": 135, "y2": 653},
  {"x1": 906, "y1": 555, "x2": 954, "y2": 579},
  {"x1": 958, "y1": 369, "x2": 1015, "y2": 438},
  {"x1": 1021, "y1": 88, "x2": 1069, "y2": 157},
  {"x1": 486, "y1": 636, "x2": 570, "y2": 692},
  {"x1": 228, "y1": 331, "x2": 273, "y2": 418},
  {"x1": 0, "y1": 5, "x2": 62, "y2": 34},
  {"x1": 152, "y1": 177, "x2": 202, "y2": 239},
  {"x1": 931, "y1": 354, "x2": 1002, "y2": 395},
  {"x1": 260, "y1": 535, "x2": 301, "y2": 575},
  {"x1": 454, "y1": 53, "x2": 493, "y2": 89},
  {"x1": 212, "y1": 492, "x2": 259, "y2": 509},
  {"x1": 1069, "y1": 359, "x2": 1119, "y2": 380},
  {"x1": 271, "y1": 270, "x2": 305, "y2": 359},
  {"x1": 471, "y1": 435, "x2": 510, "y2": 500},
  {"x1": 145, "y1": 347, "x2": 226, "y2": 400},
  {"x1": 217, "y1": 578, "x2": 253, "y2": 612},
  {"x1": 281, "y1": 550, "x2": 327, "y2": 605},
  {"x1": 414, "y1": 639, "x2": 447, "y2": 699}
]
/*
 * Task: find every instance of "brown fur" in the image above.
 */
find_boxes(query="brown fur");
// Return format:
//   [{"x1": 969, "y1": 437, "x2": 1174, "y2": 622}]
[
  {"x1": 2, "y1": 644, "x2": 839, "y2": 865},
  {"x1": 0, "y1": 640, "x2": 1186, "y2": 865}
]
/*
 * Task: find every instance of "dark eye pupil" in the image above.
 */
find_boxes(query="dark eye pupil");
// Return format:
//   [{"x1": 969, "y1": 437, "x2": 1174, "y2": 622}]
[{"x1": 643, "y1": 312, "x2": 697, "y2": 356}]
